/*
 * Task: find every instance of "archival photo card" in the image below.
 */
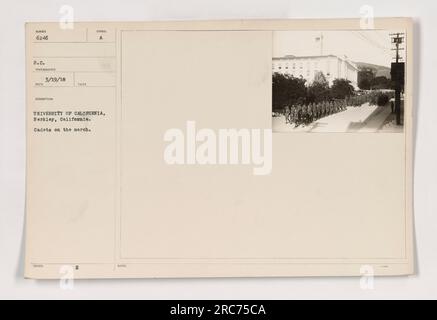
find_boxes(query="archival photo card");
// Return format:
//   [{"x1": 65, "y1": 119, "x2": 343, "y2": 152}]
[
  {"x1": 272, "y1": 30, "x2": 406, "y2": 133},
  {"x1": 24, "y1": 19, "x2": 414, "y2": 279}
]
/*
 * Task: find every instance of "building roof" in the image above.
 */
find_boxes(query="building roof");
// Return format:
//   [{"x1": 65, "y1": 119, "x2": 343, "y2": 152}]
[{"x1": 273, "y1": 54, "x2": 358, "y2": 71}]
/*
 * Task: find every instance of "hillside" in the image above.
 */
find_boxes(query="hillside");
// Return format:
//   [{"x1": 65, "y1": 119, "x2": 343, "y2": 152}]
[{"x1": 354, "y1": 61, "x2": 391, "y2": 79}]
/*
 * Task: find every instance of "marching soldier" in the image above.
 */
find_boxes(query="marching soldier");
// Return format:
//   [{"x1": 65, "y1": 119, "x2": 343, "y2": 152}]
[
  {"x1": 334, "y1": 100, "x2": 339, "y2": 113},
  {"x1": 293, "y1": 105, "x2": 298, "y2": 124},
  {"x1": 301, "y1": 104, "x2": 307, "y2": 125},
  {"x1": 288, "y1": 105, "x2": 294, "y2": 124},
  {"x1": 284, "y1": 105, "x2": 291, "y2": 124},
  {"x1": 315, "y1": 103, "x2": 321, "y2": 120},
  {"x1": 297, "y1": 104, "x2": 302, "y2": 126},
  {"x1": 309, "y1": 103, "x2": 314, "y2": 124}
]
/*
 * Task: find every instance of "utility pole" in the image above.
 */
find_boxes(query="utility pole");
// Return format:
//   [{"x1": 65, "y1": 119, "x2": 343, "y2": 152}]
[{"x1": 390, "y1": 33, "x2": 405, "y2": 126}]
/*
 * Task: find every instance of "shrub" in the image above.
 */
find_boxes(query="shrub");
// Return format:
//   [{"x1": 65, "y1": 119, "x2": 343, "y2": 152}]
[
  {"x1": 307, "y1": 72, "x2": 330, "y2": 103},
  {"x1": 272, "y1": 73, "x2": 307, "y2": 111},
  {"x1": 331, "y1": 79, "x2": 355, "y2": 99},
  {"x1": 377, "y1": 93, "x2": 390, "y2": 106}
]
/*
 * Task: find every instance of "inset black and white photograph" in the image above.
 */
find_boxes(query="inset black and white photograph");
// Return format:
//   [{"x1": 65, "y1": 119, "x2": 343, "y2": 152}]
[{"x1": 272, "y1": 30, "x2": 406, "y2": 133}]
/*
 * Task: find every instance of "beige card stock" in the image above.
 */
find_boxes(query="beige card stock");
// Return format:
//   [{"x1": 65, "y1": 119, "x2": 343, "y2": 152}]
[{"x1": 25, "y1": 19, "x2": 414, "y2": 279}]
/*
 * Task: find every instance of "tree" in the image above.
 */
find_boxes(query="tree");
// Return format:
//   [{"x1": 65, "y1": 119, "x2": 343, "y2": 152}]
[
  {"x1": 272, "y1": 73, "x2": 307, "y2": 111},
  {"x1": 370, "y1": 76, "x2": 393, "y2": 90},
  {"x1": 314, "y1": 71, "x2": 328, "y2": 85},
  {"x1": 330, "y1": 78, "x2": 355, "y2": 99},
  {"x1": 307, "y1": 71, "x2": 330, "y2": 103},
  {"x1": 358, "y1": 69, "x2": 374, "y2": 90}
]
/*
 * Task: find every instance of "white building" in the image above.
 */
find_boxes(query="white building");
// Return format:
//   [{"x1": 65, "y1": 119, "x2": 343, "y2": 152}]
[{"x1": 272, "y1": 55, "x2": 358, "y2": 89}]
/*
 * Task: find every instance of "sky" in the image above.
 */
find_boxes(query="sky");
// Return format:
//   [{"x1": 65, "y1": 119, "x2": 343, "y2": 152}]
[{"x1": 273, "y1": 30, "x2": 406, "y2": 67}]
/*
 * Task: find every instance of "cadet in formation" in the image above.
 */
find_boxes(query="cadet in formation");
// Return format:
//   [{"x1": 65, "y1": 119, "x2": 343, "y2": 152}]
[{"x1": 284, "y1": 100, "x2": 347, "y2": 127}]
